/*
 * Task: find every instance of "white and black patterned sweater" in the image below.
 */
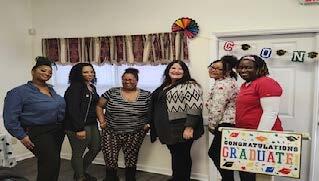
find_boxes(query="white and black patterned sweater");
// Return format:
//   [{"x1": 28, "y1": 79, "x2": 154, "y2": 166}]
[
  {"x1": 150, "y1": 81, "x2": 204, "y2": 144},
  {"x1": 166, "y1": 82, "x2": 203, "y2": 127}
]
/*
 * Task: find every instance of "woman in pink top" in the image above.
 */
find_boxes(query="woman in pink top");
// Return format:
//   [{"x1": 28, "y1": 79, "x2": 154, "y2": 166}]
[{"x1": 236, "y1": 55, "x2": 283, "y2": 181}]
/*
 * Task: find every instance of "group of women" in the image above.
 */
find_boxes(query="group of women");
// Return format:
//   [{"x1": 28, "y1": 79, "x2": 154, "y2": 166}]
[{"x1": 3, "y1": 54, "x2": 283, "y2": 181}]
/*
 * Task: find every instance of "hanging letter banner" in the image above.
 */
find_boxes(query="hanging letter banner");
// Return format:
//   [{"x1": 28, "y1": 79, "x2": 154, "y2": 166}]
[
  {"x1": 291, "y1": 51, "x2": 306, "y2": 62},
  {"x1": 223, "y1": 41, "x2": 235, "y2": 51},
  {"x1": 220, "y1": 128, "x2": 302, "y2": 178},
  {"x1": 260, "y1": 48, "x2": 272, "y2": 58}
]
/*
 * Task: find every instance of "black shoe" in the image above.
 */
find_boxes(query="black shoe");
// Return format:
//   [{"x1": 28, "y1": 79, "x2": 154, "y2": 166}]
[
  {"x1": 104, "y1": 168, "x2": 119, "y2": 181},
  {"x1": 85, "y1": 173, "x2": 97, "y2": 181},
  {"x1": 103, "y1": 176, "x2": 119, "y2": 181},
  {"x1": 125, "y1": 167, "x2": 137, "y2": 181}
]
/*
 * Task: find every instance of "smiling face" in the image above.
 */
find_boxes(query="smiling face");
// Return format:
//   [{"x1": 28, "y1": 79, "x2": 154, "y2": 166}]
[
  {"x1": 32, "y1": 65, "x2": 52, "y2": 82},
  {"x1": 169, "y1": 63, "x2": 184, "y2": 83},
  {"x1": 208, "y1": 62, "x2": 224, "y2": 80},
  {"x1": 82, "y1": 65, "x2": 95, "y2": 83},
  {"x1": 122, "y1": 73, "x2": 138, "y2": 91},
  {"x1": 237, "y1": 59, "x2": 257, "y2": 82}
]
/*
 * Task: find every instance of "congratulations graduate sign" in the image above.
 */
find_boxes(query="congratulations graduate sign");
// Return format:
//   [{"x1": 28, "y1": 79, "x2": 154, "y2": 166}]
[{"x1": 220, "y1": 128, "x2": 302, "y2": 178}]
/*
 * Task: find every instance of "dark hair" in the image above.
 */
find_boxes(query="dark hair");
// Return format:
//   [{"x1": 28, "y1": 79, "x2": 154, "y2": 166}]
[
  {"x1": 160, "y1": 60, "x2": 197, "y2": 88},
  {"x1": 238, "y1": 55, "x2": 269, "y2": 78},
  {"x1": 209, "y1": 55, "x2": 238, "y2": 80},
  {"x1": 122, "y1": 68, "x2": 139, "y2": 81},
  {"x1": 32, "y1": 56, "x2": 54, "y2": 70},
  {"x1": 68, "y1": 63, "x2": 96, "y2": 84}
]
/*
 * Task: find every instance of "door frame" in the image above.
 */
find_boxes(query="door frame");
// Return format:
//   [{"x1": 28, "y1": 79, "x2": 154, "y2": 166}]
[{"x1": 209, "y1": 27, "x2": 319, "y2": 181}]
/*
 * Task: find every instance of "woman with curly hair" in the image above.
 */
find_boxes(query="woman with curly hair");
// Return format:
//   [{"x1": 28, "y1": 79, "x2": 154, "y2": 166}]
[{"x1": 64, "y1": 63, "x2": 101, "y2": 181}]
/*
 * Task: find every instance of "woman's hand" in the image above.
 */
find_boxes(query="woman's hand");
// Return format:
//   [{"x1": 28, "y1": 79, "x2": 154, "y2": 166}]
[
  {"x1": 183, "y1": 127, "x2": 194, "y2": 140},
  {"x1": 100, "y1": 121, "x2": 107, "y2": 129},
  {"x1": 76, "y1": 130, "x2": 86, "y2": 140},
  {"x1": 20, "y1": 136, "x2": 35, "y2": 150},
  {"x1": 143, "y1": 124, "x2": 150, "y2": 132},
  {"x1": 96, "y1": 97, "x2": 107, "y2": 129},
  {"x1": 208, "y1": 126, "x2": 216, "y2": 134}
]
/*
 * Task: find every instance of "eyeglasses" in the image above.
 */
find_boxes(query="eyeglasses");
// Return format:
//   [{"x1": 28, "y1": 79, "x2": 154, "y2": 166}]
[{"x1": 208, "y1": 66, "x2": 223, "y2": 71}]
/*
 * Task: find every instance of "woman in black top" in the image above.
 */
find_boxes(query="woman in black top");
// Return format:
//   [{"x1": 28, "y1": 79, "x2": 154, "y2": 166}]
[{"x1": 64, "y1": 63, "x2": 101, "y2": 181}]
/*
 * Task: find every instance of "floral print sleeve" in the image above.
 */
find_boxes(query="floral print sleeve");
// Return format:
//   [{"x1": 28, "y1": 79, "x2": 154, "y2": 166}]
[{"x1": 205, "y1": 77, "x2": 238, "y2": 130}]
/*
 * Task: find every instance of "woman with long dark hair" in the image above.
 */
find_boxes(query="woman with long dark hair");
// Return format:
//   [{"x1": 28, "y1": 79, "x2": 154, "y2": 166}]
[
  {"x1": 64, "y1": 63, "x2": 101, "y2": 181},
  {"x1": 150, "y1": 60, "x2": 204, "y2": 181}
]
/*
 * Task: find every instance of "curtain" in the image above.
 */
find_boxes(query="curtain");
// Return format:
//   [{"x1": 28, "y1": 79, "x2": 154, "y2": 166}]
[{"x1": 42, "y1": 32, "x2": 189, "y2": 65}]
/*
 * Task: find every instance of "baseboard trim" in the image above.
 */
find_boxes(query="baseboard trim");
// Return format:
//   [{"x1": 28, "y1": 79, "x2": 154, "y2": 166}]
[{"x1": 61, "y1": 153, "x2": 208, "y2": 181}]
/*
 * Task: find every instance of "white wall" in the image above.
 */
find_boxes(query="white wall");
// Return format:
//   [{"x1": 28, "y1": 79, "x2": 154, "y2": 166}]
[
  {"x1": 0, "y1": 0, "x2": 33, "y2": 110},
  {"x1": 1, "y1": 0, "x2": 319, "y2": 180},
  {"x1": 0, "y1": 0, "x2": 34, "y2": 159}
]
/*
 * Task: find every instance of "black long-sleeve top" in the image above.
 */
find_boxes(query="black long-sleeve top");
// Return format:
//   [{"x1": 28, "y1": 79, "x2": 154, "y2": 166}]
[{"x1": 64, "y1": 82, "x2": 99, "y2": 132}]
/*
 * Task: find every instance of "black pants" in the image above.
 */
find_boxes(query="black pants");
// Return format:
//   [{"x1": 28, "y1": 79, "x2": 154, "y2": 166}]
[
  {"x1": 239, "y1": 171, "x2": 256, "y2": 181},
  {"x1": 208, "y1": 123, "x2": 234, "y2": 181},
  {"x1": 167, "y1": 140, "x2": 193, "y2": 181},
  {"x1": 28, "y1": 124, "x2": 65, "y2": 181}
]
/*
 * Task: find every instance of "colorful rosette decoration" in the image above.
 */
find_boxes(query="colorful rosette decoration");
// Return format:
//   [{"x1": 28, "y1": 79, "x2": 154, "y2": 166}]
[{"x1": 172, "y1": 17, "x2": 199, "y2": 39}]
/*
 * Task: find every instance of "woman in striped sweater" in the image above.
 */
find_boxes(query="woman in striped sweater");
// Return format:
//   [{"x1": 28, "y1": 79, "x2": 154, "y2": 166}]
[{"x1": 96, "y1": 68, "x2": 151, "y2": 181}]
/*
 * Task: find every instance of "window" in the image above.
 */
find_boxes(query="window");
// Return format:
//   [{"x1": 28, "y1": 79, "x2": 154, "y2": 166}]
[{"x1": 51, "y1": 64, "x2": 166, "y2": 96}]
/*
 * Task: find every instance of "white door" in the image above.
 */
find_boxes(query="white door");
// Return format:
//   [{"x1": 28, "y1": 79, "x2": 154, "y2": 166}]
[{"x1": 210, "y1": 32, "x2": 319, "y2": 181}]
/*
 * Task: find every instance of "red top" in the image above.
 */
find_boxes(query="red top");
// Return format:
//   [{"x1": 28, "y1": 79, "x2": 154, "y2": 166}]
[{"x1": 236, "y1": 76, "x2": 283, "y2": 131}]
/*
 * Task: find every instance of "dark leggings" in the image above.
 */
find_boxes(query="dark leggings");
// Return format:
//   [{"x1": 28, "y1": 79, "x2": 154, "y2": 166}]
[
  {"x1": 66, "y1": 124, "x2": 101, "y2": 178},
  {"x1": 167, "y1": 140, "x2": 194, "y2": 181},
  {"x1": 208, "y1": 123, "x2": 234, "y2": 181}
]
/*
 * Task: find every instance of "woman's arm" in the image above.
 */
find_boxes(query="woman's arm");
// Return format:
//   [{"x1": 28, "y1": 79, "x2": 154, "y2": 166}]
[
  {"x1": 3, "y1": 89, "x2": 26, "y2": 139},
  {"x1": 65, "y1": 83, "x2": 85, "y2": 131},
  {"x1": 257, "y1": 97, "x2": 281, "y2": 131},
  {"x1": 96, "y1": 97, "x2": 107, "y2": 129},
  {"x1": 183, "y1": 83, "x2": 203, "y2": 139},
  {"x1": 3, "y1": 89, "x2": 35, "y2": 150}
]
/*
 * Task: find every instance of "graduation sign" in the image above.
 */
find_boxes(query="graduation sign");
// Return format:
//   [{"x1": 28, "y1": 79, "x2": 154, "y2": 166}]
[{"x1": 220, "y1": 128, "x2": 302, "y2": 178}]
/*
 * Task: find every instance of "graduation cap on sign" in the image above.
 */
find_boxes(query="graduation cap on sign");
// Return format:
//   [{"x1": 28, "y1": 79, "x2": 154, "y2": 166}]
[{"x1": 222, "y1": 162, "x2": 234, "y2": 167}]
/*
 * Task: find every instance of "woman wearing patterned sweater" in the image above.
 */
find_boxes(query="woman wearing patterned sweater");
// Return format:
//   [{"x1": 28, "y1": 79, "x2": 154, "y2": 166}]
[
  {"x1": 206, "y1": 55, "x2": 238, "y2": 181},
  {"x1": 150, "y1": 60, "x2": 204, "y2": 181}
]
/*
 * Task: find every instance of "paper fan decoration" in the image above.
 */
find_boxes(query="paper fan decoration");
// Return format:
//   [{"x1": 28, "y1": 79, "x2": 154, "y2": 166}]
[{"x1": 172, "y1": 17, "x2": 199, "y2": 39}]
